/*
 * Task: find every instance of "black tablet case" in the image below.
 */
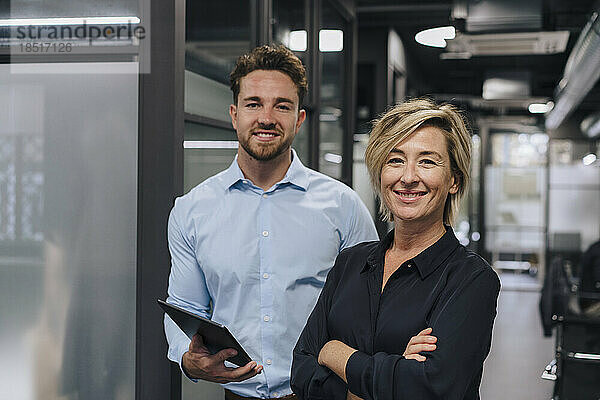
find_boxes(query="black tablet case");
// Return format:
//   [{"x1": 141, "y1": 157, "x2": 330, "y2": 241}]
[{"x1": 158, "y1": 299, "x2": 252, "y2": 367}]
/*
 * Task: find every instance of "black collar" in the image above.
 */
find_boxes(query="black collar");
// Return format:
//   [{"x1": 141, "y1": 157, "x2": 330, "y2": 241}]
[{"x1": 363, "y1": 226, "x2": 460, "y2": 279}]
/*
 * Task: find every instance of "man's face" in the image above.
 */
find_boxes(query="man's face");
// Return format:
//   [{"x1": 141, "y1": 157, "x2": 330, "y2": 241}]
[{"x1": 229, "y1": 70, "x2": 306, "y2": 161}]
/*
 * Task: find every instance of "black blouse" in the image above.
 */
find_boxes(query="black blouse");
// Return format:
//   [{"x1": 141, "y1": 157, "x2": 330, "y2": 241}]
[{"x1": 291, "y1": 227, "x2": 500, "y2": 400}]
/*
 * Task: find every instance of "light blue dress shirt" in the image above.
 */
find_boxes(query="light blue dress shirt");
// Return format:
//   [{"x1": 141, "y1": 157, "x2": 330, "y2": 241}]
[{"x1": 164, "y1": 150, "x2": 378, "y2": 398}]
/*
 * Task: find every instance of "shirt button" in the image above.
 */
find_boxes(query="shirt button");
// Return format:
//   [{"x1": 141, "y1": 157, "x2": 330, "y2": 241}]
[
  {"x1": 243, "y1": 180, "x2": 248, "y2": 184},
  {"x1": 263, "y1": 315, "x2": 270, "y2": 322},
  {"x1": 263, "y1": 273, "x2": 269, "y2": 279},
  {"x1": 262, "y1": 230, "x2": 269, "y2": 237},
  {"x1": 262, "y1": 194, "x2": 268, "y2": 198},
  {"x1": 266, "y1": 359, "x2": 272, "y2": 365}
]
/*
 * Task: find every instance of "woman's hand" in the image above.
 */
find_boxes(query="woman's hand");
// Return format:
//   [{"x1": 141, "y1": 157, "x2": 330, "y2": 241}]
[
  {"x1": 403, "y1": 327, "x2": 437, "y2": 361},
  {"x1": 318, "y1": 340, "x2": 357, "y2": 383}
]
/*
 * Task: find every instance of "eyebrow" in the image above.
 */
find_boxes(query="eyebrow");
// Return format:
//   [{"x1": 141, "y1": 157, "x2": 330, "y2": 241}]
[
  {"x1": 389, "y1": 148, "x2": 443, "y2": 158},
  {"x1": 241, "y1": 96, "x2": 295, "y2": 104}
]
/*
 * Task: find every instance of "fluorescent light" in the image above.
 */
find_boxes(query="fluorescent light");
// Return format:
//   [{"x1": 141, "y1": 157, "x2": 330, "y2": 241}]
[
  {"x1": 580, "y1": 112, "x2": 600, "y2": 138},
  {"x1": 184, "y1": 141, "x2": 238, "y2": 149},
  {"x1": 415, "y1": 26, "x2": 455, "y2": 48},
  {"x1": 528, "y1": 101, "x2": 554, "y2": 114},
  {"x1": 289, "y1": 30, "x2": 307, "y2": 52},
  {"x1": 324, "y1": 153, "x2": 342, "y2": 164},
  {"x1": 582, "y1": 153, "x2": 597, "y2": 166},
  {"x1": 573, "y1": 352, "x2": 600, "y2": 360},
  {"x1": 319, "y1": 29, "x2": 343, "y2": 52},
  {"x1": 288, "y1": 29, "x2": 344, "y2": 52},
  {"x1": 0, "y1": 16, "x2": 140, "y2": 26}
]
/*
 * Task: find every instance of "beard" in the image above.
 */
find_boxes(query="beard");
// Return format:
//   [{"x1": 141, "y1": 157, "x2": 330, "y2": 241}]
[{"x1": 238, "y1": 126, "x2": 295, "y2": 161}]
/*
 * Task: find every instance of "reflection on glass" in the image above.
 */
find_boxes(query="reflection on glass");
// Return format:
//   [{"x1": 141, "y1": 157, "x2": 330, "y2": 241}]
[
  {"x1": 467, "y1": 134, "x2": 481, "y2": 250},
  {"x1": 319, "y1": 1, "x2": 345, "y2": 179},
  {"x1": 186, "y1": 1, "x2": 251, "y2": 84},
  {"x1": 184, "y1": 122, "x2": 238, "y2": 193},
  {"x1": 7, "y1": 0, "x2": 138, "y2": 19},
  {"x1": 491, "y1": 133, "x2": 548, "y2": 167},
  {"x1": 0, "y1": 62, "x2": 137, "y2": 400},
  {"x1": 273, "y1": 0, "x2": 309, "y2": 164},
  {"x1": 548, "y1": 139, "x2": 600, "y2": 252},
  {"x1": 485, "y1": 133, "x2": 548, "y2": 277}
]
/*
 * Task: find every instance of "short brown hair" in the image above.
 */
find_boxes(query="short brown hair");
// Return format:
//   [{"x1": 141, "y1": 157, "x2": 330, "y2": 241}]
[
  {"x1": 365, "y1": 98, "x2": 472, "y2": 225},
  {"x1": 229, "y1": 45, "x2": 308, "y2": 107}
]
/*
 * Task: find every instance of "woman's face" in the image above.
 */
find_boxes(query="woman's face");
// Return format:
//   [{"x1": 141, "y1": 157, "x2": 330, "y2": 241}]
[{"x1": 380, "y1": 125, "x2": 459, "y2": 225}]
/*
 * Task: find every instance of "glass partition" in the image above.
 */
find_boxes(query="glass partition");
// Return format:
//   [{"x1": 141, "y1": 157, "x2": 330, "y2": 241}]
[
  {"x1": 318, "y1": 0, "x2": 346, "y2": 179},
  {"x1": 548, "y1": 139, "x2": 600, "y2": 270},
  {"x1": 485, "y1": 133, "x2": 548, "y2": 277},
  {"x1": 0, "y1": 62, "x2": 138, "y2": 400},
  {"x1": 186, "y1": 1, "x2": 251, "y2": 85},
  {"x1": 273, "y1": 0, "x2": 309, "y2": 163},
  {"x1": 182, "y1": 2, "x2": 251, "y2": 398}
]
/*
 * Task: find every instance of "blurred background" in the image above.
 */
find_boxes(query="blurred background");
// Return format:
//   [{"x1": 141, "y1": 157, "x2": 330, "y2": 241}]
[{"x1": 1, "y1": 0, "x2": 599, "y2": 399}]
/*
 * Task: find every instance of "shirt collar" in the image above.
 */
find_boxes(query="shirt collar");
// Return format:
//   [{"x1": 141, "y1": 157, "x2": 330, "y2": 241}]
[
  {"x1": 363, "y1": 226, "x2": 460, "y2": 279},
  {"x1": 221, "y1": 148, "x2": 310, "y2": 191}
]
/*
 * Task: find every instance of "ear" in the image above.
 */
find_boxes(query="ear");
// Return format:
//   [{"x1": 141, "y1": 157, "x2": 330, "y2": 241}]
[
  {"x1": 295, "y1": 108, "x2": 306, "y2": 132},
  {"x1": 449, "y1": 174, "x2": 460, "y2": 195},
  {"x1": 229, "y1": 104, "x2": 238, "y2": 130}
]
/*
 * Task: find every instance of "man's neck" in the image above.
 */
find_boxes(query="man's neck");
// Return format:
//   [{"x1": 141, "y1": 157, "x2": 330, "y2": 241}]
[{"x1": 236, "y1": 149, "x2": 293, "y2": 191}]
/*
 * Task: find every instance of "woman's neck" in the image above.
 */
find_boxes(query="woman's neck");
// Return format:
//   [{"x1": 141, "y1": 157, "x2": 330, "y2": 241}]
[{"x1": 391, "y1": 219, "x2": 447, "y2": 254}]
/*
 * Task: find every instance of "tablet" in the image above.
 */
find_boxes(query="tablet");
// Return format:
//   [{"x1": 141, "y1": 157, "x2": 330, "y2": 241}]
[{"x1": 158, "y1": 299, "x2": 252, "y2": 367}]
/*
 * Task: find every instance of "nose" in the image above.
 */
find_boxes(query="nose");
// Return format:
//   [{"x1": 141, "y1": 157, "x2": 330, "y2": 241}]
[
  {"x1": 400, "y1": 161, "x2": 419, "y2": 186},
  {"x1": 257, "y1": 107, "x2": 275, "y2": 126}
]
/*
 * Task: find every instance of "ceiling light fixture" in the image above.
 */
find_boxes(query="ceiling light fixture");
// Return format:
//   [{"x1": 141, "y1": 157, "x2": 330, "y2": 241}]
[
  {"x1": 582, "y1": 153, "x2": 597, "y2": 166},
  {"x1": 580, "y1": 112, "x2": 600, "y2": 138},
  {"x1": 324, "y1": 153, "x2": 342, "y2": 164},
  {"x1": 415, "y1": 26, "x2": 455, "y2": 48},
  {"x1": 528, "y1": 101, "x2": 554, "y2": 114},
  {"x1": 289, "y1": 30, "x2": 307, "y2": 52},
  {"x1": 319, "y1": 29, "x2": 344, "y2": 52},
  {"x1": 288, "y1": 29, "x2": 344, "y2": 52}
]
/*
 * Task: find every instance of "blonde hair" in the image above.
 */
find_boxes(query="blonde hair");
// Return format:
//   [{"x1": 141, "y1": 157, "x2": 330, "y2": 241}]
[{"x1": 365, "y1": 98, "x2": 471, "y2": 224}]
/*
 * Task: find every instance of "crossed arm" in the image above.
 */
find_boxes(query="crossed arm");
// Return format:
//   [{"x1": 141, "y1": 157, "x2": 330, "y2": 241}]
[
  {"x1": 291, "y1": 261, "x2": 500, "y2": 400},
  {"x1": 318, "y1": 327, "x2": 437, "y2": 384},
  {"x1": 318, "y1": 329, "x2": 437, "y2": 399}
]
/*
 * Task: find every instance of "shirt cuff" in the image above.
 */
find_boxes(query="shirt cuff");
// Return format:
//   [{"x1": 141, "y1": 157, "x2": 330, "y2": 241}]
[
  {"x1": 310, "y1": 365, "x2": 347, "y2": 400},
  {"x1": 170, "y1": 339, "x2": 198, "y2": 382},
  {"x1": 346, "y1": 351, "x2": 406, "y2": 398},
  {"x1": 345, "y1": 350, "x2": 371, "y2": 396}
]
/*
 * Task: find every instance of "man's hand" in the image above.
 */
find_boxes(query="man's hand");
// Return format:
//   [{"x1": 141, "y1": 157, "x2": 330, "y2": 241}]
[
  {"x1": 182, "y1": 334, "x2": 263, "y2": 383},
  {"x1": 403, "y1": 327, "x2": 437, "y2": 362}
]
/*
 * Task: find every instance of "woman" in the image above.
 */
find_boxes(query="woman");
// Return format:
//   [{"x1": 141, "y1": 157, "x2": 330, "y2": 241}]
[{"x1": 291, "y1": 98, "x2": 500, "y2": 400}]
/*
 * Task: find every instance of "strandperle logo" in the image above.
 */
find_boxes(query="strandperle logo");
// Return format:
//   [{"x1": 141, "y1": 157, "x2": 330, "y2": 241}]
[{"x1": 14, "y1": 21, "x2": 146, "y2": 41}]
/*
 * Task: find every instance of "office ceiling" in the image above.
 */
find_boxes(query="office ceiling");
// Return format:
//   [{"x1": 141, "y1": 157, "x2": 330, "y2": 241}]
[{"x1": 356, "y1": 0, "x2": 600, "y2": 119}]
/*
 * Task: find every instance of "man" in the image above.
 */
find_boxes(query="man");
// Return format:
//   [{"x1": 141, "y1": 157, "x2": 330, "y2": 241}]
[{"x1": 164, "y1": 45, "x2": 378, "y2": 399}]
